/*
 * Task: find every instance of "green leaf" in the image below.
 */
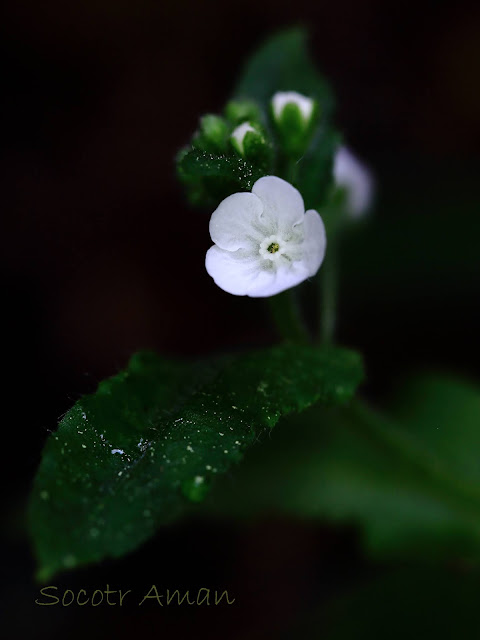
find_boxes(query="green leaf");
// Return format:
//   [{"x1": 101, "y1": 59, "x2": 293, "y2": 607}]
[
  {"x1": 210, "y1": 375, "x2": 480, "y2": 562},
  {"x1": 179, "y1": 148, "x2": 263, "y2": 188},
  {"x1": 177, "y1": 147, "x2": 265, "y2": 207},
  {"x1": 390, "y1": 375, "x2": 480, "y2": 486},
  {"x1": 234, "y1": 28, "x2": 334, "y2": 119},
  {"x1": 296, "y1": 125, "x2": 341, "y2": 211},
  {"x1": 29, "y1": 345, "x2": 363, "y2": 580},
  {"x1": 234, "y1": 28, "x2": 338, "y2": 211}
]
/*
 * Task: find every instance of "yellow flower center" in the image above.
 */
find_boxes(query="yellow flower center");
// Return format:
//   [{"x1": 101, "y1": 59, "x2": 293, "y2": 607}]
[{"x1": 267, "y1": 242, "x2": 280, "y2": 254}]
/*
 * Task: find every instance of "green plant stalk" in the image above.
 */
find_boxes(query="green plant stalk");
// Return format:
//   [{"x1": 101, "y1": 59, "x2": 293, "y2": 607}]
[
  {"x1": 277, "y1": 152, "x2": 300, "y2": 187},
  {"x1": 265, "y1": 151, "x2": 311, "y2": 344},
  {"x1": 348, "y1": 399, "x2": 480, "y2": 529},
  {"x1": 319, "y1": 234, "x2": 338, "y2": 345},
  {"x1": 268, "y1": 290, "x2": 310, "y2": 344}
]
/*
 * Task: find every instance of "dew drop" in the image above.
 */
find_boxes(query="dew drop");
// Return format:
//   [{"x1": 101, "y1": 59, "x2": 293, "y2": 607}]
[{"x1": 181, "y1": 475, "x2": 209, "y2": 503}]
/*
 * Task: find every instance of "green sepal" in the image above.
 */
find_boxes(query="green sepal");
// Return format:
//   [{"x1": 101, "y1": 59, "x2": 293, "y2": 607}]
[
  {"x1": 273, "y1": 100, "x2": 319, "y2": 158},
  {"x1": 242, "y1": 130, "x2": 273, "y2": 172},
  {"x1": 229, "y1": 123, "x2": 274, "y2": 174},
  {"x1": 192, "y1": 114, "x2": 230, "y2": 153},
  {"x1": 225, "y1": 99, "x2": 262, "y2": 125}
]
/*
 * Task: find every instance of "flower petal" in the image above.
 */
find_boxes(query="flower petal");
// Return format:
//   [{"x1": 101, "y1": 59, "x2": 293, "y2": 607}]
[
  {"x1": 252, "y1": 176, "x2": 304, "y2": 229},
  {"x1": 247, "y1": 262, "x2": 311, "y2": 298},
  {"x1": 205, "y1": 246, "x2": 311, "y2": 298},
  {"x1": 209, "y1": 191, "x2": 265, "y2": 251},
  {"x1": 205, "y1": 245, "x2": 265, "y2": 296},
  {"x1": 333, "y1": 146, "x2": 374, "y2": 218},
  {"x1": 302, "y1": 210, "x2": 326, "y2": 276}
]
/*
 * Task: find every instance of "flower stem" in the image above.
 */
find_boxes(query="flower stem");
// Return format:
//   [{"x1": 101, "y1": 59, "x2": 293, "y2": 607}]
[
  {"x1": 318, "y1": 235, "x2": 338, "y2": 345},
  {"x1": 268, "y1": 290, "x2": 310, "y2": 344},
  {"x1": 278, "y1": 154, "x2": 300, "y2": 186}
]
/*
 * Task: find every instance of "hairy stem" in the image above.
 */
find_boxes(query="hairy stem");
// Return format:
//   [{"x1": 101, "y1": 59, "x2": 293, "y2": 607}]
[
  {"x1": 268, "y1": 290, "x2": 310, "y2": 344},
  {"x1": 318, "y1": 234, "x2": 338, "y2": 345}
]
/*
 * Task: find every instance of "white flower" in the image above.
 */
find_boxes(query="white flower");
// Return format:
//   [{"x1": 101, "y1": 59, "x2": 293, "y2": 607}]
[
  {"x1": 205, "y1": 176, "x2": 326, "y2": 297},
  {"x1": 271, "y1": 91, "x2": 315, "y2": 124},
  {"x1": 230, "y1": 122, "x2": 258, "y2": 155},
  {"x1": 333, "y1": 146, "x2": 374, "y2": 218}
]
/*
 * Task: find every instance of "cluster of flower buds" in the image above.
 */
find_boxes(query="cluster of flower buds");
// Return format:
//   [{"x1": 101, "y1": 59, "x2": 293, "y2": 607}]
[
  {"x1": 187, "y1": 91, "x2": 323, "y2": 175},
  {"x1": 189, "y1": 99, "x2": 273, "y2": 172}
]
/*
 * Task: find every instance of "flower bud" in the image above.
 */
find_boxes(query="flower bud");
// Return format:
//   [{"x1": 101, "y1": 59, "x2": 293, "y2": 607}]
[
  {"x1": 271, "y1": 91, "x2": 318, "y2": 156},
  {"x1": 225, "y1": 99, "x2": 261, "y2": 125},
  {"x1": 230, "y1": 121, "x2": 273, "y2": 171},
  {"x1": 230, "y1": 122, "x2": 261, "y2": 156},
  {"x1": 193, "y1": 114, "x2": 229, "y2": 152},
  {"x1": 272, "y1": 91, "x2": 315, "y2": 123}
]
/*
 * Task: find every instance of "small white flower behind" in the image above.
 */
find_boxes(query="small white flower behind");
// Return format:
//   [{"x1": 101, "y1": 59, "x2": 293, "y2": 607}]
[
  {"x1": 205, "y1": 176, "x2": 326, "y2": 297},
  {"x1": 271, "y1": 91, "x2": 315, "y2": 123},
  {"x1": 333, "y1": 146, "x2": 374, "y2": 218}
]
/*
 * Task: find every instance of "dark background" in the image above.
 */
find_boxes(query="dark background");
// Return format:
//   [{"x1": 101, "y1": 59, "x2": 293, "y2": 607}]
[{"x1": 1, "y1": 0, "x2": 479, "y2": 637}]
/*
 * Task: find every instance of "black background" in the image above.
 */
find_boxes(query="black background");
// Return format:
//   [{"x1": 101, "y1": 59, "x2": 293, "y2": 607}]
[{"x1": 1, "y1": 0, "x2": 479, "y2": 637}]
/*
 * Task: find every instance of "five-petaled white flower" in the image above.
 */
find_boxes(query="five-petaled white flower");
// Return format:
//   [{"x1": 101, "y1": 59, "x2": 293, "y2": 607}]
[
  {"x1": 333, "y1": 146, "x2": 374, "y2": 218},
  {"x1": 205, "y1": 176, "x2": 326, "y2": 297}
]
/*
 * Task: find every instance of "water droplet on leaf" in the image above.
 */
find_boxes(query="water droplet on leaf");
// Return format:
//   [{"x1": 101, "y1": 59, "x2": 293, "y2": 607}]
[{"x1": 181, "y1": 475, "x2": 210, "y2": 503}]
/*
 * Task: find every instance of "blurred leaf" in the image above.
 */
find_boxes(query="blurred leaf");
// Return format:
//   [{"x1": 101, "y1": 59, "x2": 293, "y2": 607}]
[
  {"x1": 210, "y1": 374, "x2": 480, "y2": 562},
  {"x1": 296, "y1": 125, "x2": 341, "y2": 211},
  {"x1": 29, "y1": 346, "x2": 363, "y2": 580},
  {"x1": 391, "y1": 375, "x2": 480, "y2": 485},
  {"x1": 234, "y1": 28, "x2": 338, "y2": 211},
  {"x1": 234, "y1": 28, "x2": 334, "y2": 119}
]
